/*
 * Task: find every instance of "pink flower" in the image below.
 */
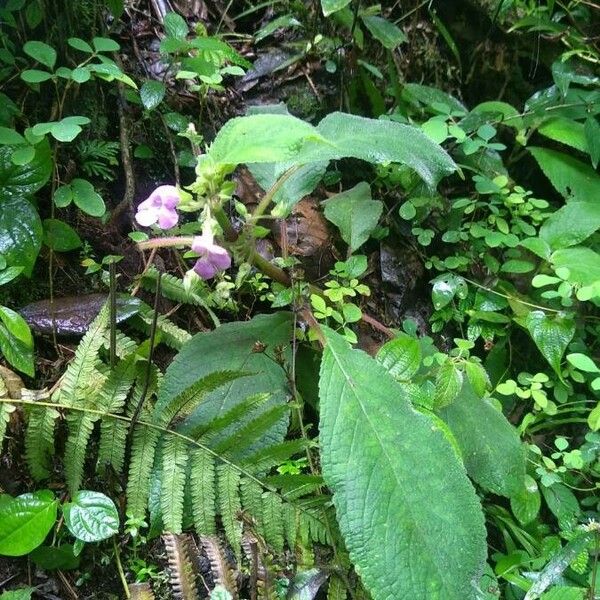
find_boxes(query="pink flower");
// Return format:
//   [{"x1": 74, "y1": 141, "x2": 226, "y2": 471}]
[
  {"x1": 191, "y1": 233, "x2": 231, "y2": 279},
  {"x1": 135, "y1": 185, "x2": 180, "y2": 229}
]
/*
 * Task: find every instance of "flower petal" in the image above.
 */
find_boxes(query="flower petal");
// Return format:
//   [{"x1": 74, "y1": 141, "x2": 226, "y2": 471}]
[
  {"x1": 191, "y1": 234, "x2": 211, "y2": 255},
  {"x1": 154, "y1": 185, "x2": 180, "y2": 209},
  {"x1": 157, "y1": 206, "x2": 179, "y2": 229},
  {"x1": 208, "y1": 245, "x2": 231, "y2": 270},
  {"x1": 193, "y1": 257, "x2": 218, "y2": 280},
  {"x1": 135, "y1": 208, "x2": 157, "y2": 227}
]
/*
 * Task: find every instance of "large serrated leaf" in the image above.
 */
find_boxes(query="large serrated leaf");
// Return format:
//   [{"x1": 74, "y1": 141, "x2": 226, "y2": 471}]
[
  {"x1": 318, "y1": 328, "x2": 486, "y2": 600},
  {"x1": 158, "y1": 313, "x2": 293, "y2": 454},
  {"x1": 440, "y1": 384, "x2": 526, "y2": 497}
]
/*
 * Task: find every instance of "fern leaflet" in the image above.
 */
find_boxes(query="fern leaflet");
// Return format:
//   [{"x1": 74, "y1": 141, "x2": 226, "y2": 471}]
[
  {"x1": 189, "y1": 447, "x2": 216, "y2": 535},
  {"x1": 161, "y1": 436, "x2": 189, "y2": 533},
  {"x1": 217, "y1": 463, "x2": 243, "y2": 555}
]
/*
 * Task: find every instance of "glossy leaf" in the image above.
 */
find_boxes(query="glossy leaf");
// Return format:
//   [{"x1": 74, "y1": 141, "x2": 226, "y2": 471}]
[
  {"x1": 441, "y1": 384, "x2": 525, "y2": 497},
  {"x1": 0, "y1": 196, "x2": 42, "y2": 277},
  {"x1": 520, "y1": 310, "x2": 575, "y2": 377},
  {"x1": 323, "y1": 182, "x2": 383, "y2": 251},
  {"x1": 376, "y1": 332, "x2": 421, "y2": 381},
  {"x1": 0, "y1": 490, "x2": 58, "y2": 556},
  {"x1": 321, "y1": 0, "x2": 351, "y2": 16},
  {"x1": 43, "y1": 218, "x2": 82, "y2": 252},
  {"x1": 0, "y1": 306, "x2": 34, "y2": 376},
  {"x1": 319, "y1": 327, "x2": 486, "y2": 600},
  {"x1": 63, "y1": 491, "x2": 119, "y2": 542},
  {"x1": 0, "y1": 138, "x2": 51, "y2": 197},
  {"x1": 71, "y1": 178, "x2": 106, "y2": 217},
  {"x1": 140, "y1": 80, "x2": 166, "y2": 111}
]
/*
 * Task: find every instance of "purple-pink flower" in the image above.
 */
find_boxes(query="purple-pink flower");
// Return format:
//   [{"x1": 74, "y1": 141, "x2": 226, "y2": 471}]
[
  {"x1": 135, "y1": 185, "x2": 180, "y2": 229},
  {"x1": 191, "y1": 233, "x2": 231, "y2": 280}
]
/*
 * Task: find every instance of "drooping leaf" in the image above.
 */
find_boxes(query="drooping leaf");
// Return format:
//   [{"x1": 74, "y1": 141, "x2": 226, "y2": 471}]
[
  {"x1": 361, "y1": 15, "x2": 406, "y2": 49},
  {"x1": 140, "y1": 80, "x2": 166, "y2": 111},
  {"x1": 376, "y1": 332, "x2": 421, "y2": 381},
  {"x1": 519, "y1": 310, "x2": 575, "y2": 377},
  {"x1": 0, "y1": 138, "x2": 51, "y2": 197},
  {"x1": 318, "y1": 327, "x2": 486, "y2": 600},
  {"x1": 0, "y1": 490, "x2": 58, "y2": 556},
  {"x1": 158, "y1": 313, "x2": 293, "y2": 454},
  {"x1": 0, "y1": 306, "x2": 34, "y2": 376},
  {"x1": 440, "y1": 384, "x2": 526, "y2": 497},
  {"x1": 323, "y1": 182, "x2": 383, "y2": 251},
  {"x1": 537, "y1": 118, "x2": 586, "y2": 153},
  {"x1": 63, "y1": 491, "x2": 119, "y2": 542},
  {"x1": 43, "y1": 218, "x2": 82, "y2": 251},
  {"x1": 320, "y1": 0, "x2": 351, "y2": 16}
]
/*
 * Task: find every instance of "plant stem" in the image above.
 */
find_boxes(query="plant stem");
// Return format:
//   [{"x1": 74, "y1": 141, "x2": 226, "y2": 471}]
[
  {"x1": 113, "y1": 537, "x2": 131, "y2": 599},
  {"x1": 251, "y1": 165, "x2": 302, "y2": 221}
]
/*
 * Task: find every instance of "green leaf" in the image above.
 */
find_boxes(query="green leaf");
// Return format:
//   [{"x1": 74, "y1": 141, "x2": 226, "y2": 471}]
[
  {"x1": 520, "y1": 310, "x2": 575, "y2": 377},
  {"x1": 71, "y1": 178, "x2": 106, "y2": 217},
  {"x1": 23, "y1": 41, "x2": 56, "y2": 69},
  {"x1": 11, "y1": 146, "x2": 35, "y2": 165},
  {"x1": 0, "y1": 127, "x2": 25, "y2": 145},
  {"x1": 54, "y1": 184, "x2": 73, "y2": 208},
  {"x1": 163, "y1": 11, "x2": 188, "y2": 39},
  {"x1": 0, "y1": 588, "x2": 35, "y2": 600},
  {"x1": 50, "y1": 116, "x2": 90, "y2": 142},
  {"x1": 20, "y1": 69, "x2": 52, "y2": 83},
  {"x1": 584, "y1": 117, "x2": 600, "y2": 168},
  {"x1": 0, "y1": 196, "x2": 42, "y2": 277},
  {"x1": 0, "y1": 490, "x2": 58, "y2": 556},
  {"x1": 319, "y1": 328, "x2": 486, "y2": 600},
  {"x1": 43, "y1": 219, "x2": 82, "y2": 252},
  {"x1": 63, "y1": 491, "x2": 119, "y2": 542},
  {"x1": 254, "y1": 14, "x2": 302, "y2": 43},
  {"x1": 551, "y1": 247, "x2": 600, "y2": 287},
  {"x1": 524, "y1": 531, "x2": 592, "y2": 600},
  {"x1": 440, "y1": 384, "x2": 525, "y2": 497},
  {"x1": 537, "y1": 118, "x2": 586, "y2": 153},
  {"x1": 209, "y1": 112, "x2": 456, "y2": 189},
  {"x1": 434, "y1": 360, "x2": 463, "y2": 408},
  {"x1": 321, "y1": 0, "x2": 351, "y2": 16},
  {"x1": 376, "y1": 332, "x2": 421, "y2": 380},
  {"x1": 158, "y1": 313, "x2": 293, "y2": 452},
  {"x1": 323, "y1": 182, "x2": 383, "y2": 251},
  {"x1": 140, "y1": 80, "x2": 166, "y2": 110},
  {"x1": 540, "y1": 201, "x2": 600, "y2": 250},
  {"x1": 0, "y1": 306, "x2": 34, "y2": 376},
  {"x1": 431, "y1": 273, "x2": 467, "y2": 310},
  {"x1": 0, "y1": 138, "x2": 51, "y2": 197},
  {"x1": 30, "y1": 544, "x2": 80, "y2": 570},
  {"x1": 566, "y1": 352, "x2": 599, "y2": 373},
  {"x1": 68, "y1": 37, "x2": 93, "y2": 53},
  {"x1": 71, "y1": 67, "x2": 91, "y2": 83},
  {"x1": 510, "y1": 475, "x2": 541, "y2": 525},
  {"x1": 361, "y1": 15, "x2": 406, "y2": 49},
  {"x1": 0, "y1": 266, "x2": 23, "y2": 286},
  {"x1": 541, "y1": 483, "x2": 580, "y2": 528},
  {"x1": 92, "y1": 37, "x2": 120, "y2": 52}
]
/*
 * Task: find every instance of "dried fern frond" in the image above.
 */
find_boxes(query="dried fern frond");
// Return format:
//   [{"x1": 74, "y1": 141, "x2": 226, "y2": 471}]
[
  {"x1": 200, "y1": 535, "x2": 238, "y2": 599},
  {"x1": 163, "y1": 533, "x2": 200, "y2": 600}
]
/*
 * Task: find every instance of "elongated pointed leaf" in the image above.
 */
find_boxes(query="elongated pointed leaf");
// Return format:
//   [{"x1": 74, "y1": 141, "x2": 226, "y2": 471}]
[{"x1": 318, "y1": 328, "x2": 486, "y2": 600}]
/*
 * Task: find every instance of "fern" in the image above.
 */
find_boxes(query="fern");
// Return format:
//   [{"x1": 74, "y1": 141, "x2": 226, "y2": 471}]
[
  {"x1": 0, "y1": 401, "x2": 14, "y2": 450},
  {"x1": 189, "y1": 446, "x2": 217, "y2": 535},
  {"x1": 132, "y1": 308, "x2": 192, "y2": 351},
  {"x1": 24, "y1": 401, "x2": 59, "y2": 480},
  {"x1": 327, "y1": 575, "x2": 347, "y2": 600},
  {"x1": 200, "y1": 536, "x2": 238, "y2": 597},
  {"x1": 76, "y1": 139, "x2": 119, "y2": 180},
  {"x1": 261, "y1": 492, "x2": 284, "y2": 554},
  {"x1": 161, "y1": 436, "x2": 189, "y2": 533},
  {"x1": 217, "y1": 463, "x2": 243, "y2": 555}
]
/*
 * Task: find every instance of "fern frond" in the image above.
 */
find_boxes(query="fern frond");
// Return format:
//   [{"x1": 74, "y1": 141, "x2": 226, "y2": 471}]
[
  {"x1": 212, "y1": 405, "x2": 290, "y2": 458},
  {"x1": 103, "y1": 329, "x2": 139, "y2": 358},
  {"x1": 127, "y1": 424, "x2": 161, "y2": 521},
  {"x1": 162, "y1": 533, "x2": 199, "y2": 600},
  {"x1": 261, "y1": 492, "x2": 284, "y2": 554},
  {"x1": 161, "y1": 436, "x2": 189, "y2": 533},
  {"x1": 190, "y1": 393, "x2": 271, "y2": 442},
  {"x1": 200, "y1": 535, "x2": 238, "y2": 597},
  {"x1": 189, "y1": 447, "x2": 216, "y2": 535},
  {"x1": 265, "y1": 474, "x2": 323, "y2": 501},
  {"x1": 327, "y1": 575, "x2": 347, "y2": 600},
  {"x1": 58, "y1": 305, "x2": 109, "y2": 407},
  {"x1": 96, "y1": 356, "x2": 137, "y2": 474},
  {"x1": 153, "y1": 371, "x2": 248, "y2": 428},
  {"x1": 132, "y1": 308, "x2": 192, "y2": 351},
  {"x1": 0, "y1": 401, "x2": 14, "y2": 450},
  {"x1": 239, "y1": 478, "x2": 264, "y2": 536},
  {"x1": 241, "y1": 439, "x2": 311, "y2": 475},
  {"x1": 25, "y1": 404, "x2": 58, "y2": 480},
  {"x1": 282, "y1": 503, "x2": 298, "y2": 550},
  {"x1": 64, "y1": 409, "x2": 99, "y2": 493},
  {"x1": 217, "y1": 463, "x2": 243, "y2": 555},
  {"x1": 141, "y1": 267, "x2": 210, "y2": 308}
]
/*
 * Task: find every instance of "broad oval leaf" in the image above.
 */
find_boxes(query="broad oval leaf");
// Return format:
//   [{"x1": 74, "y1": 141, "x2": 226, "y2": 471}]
[
  {"x1": 23, "y1": 40, "x2": 56, "y2": 69},
  {"x1": 318, "y1": 328, "x2": 486, "y2": 600},
  {"x1": 440, "y1": 384, "x2": 526, "y2": 497},
  {"x1": 376, "y1": 332, "x2": 421, "y2": 381},
  {"x1": 63, "y1": 490, "x2": 119, "y2": 542},
  {"x1": 140, "y1": 80, "x2": 166, "y2": 111},
  {"x1": 0, "y1": 490, "x2": 58, "y2": 556}
]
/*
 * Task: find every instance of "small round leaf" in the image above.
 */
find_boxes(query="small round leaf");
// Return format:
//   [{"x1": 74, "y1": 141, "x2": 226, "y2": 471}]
[{"x1": 63, "y1": 491, "x2": 119, "y2": 542}]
